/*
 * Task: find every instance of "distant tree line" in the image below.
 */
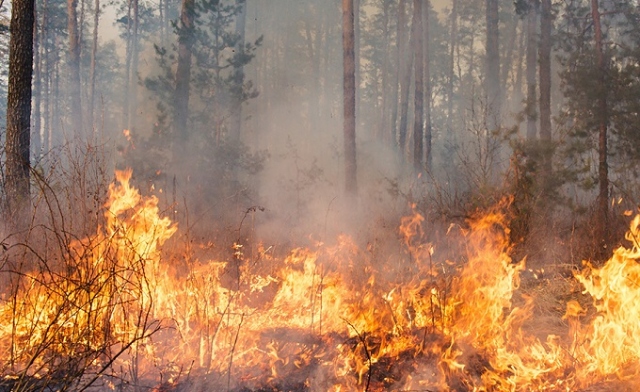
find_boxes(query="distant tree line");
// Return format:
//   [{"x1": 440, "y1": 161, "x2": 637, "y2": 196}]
[{"x1": 2, "y1": 0, "x2": 640, "y2": 250}]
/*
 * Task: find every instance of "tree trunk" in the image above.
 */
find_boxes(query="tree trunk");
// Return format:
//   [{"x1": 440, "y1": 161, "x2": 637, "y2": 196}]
[
  {"x1": 122, "y1": 0, "x2": 132, "y2": 130},
  {"x1": 539, "y1": 0, "x2": 551, "y2": 173},
  {"x1": 354, "y1": 0, "x2": 360, "y2": 138},
  {"x1": 42, "y1": 0, "x2": 51, "y2": 153},
  {"x1": 88, "y1": 0, "x2": 99, "y2": 135},
  {"x1": 424, "y1": 0, "x2": 432, "y2": 171},
  {"x1": 485, "y1": 0, "x2": 500, "y2": 132},
  {"x1": 174, "y1": 0, "x2": 195, "y2": 152},
  {"x1": 591, "y1": 0, "x2": 609, "y2": 252},
  {"x1": 398, "y1": 9, "x2": 414, "y2": 157},
  {"x1": 32, "y1": 5, "x2": 42, "y2": 159},
  {"x1": 378, "y1": 0, "x2": 391, "y2": 142},
  {"x1": 445, "y1": 0, "x2": 457, "y2": 147},
  {"x1": 343, "y1": 0, "x2": 357, "y2": 194},
  {"x1": 128, "y1": 0, "x2": 139, "y2": 132},
  {"x1": 5, "y1": 0, "x2": 35, "y2": 219},
  {"x1": 500, "y1": 15, "x2": 519, "y2": 99},
  {"x1": 412, "y1": 0, "x2": 423, "y2": 170},
  {"x1": 67, "y1": 0, "x2": 83, "y2": 136},
  {"x1": 513, "y1": 23, "x2": 526, "y2": 107},
  {"x1": 525, "y1": 3, "x2": 538, "y2": 140},
  {"x1": 390, "y1": 0, "x2": 406, "y2": 147},
  {"x1": 229, "y1": 0, "x2": 247, "y2": 145}
]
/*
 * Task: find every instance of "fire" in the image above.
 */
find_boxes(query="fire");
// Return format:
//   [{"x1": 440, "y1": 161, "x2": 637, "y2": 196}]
[
  {"x1": 570, "y1": 214, "x2": 640, "y2": 382},
  {"x1": 2, "y1": 170, "x2": 640, "y2": 390}
]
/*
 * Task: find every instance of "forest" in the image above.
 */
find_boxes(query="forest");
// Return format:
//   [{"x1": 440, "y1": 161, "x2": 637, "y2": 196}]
[{"x1": 2, "y1": 0, "x2": 640, "y2": 391}]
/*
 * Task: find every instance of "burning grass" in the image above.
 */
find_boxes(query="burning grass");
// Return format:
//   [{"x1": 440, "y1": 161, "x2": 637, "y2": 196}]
[{"x1": 1, "y1": 170, "x2": 640, "y2": 391}]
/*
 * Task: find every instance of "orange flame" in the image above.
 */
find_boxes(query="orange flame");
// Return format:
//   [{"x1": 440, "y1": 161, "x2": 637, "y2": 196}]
[{"x1": 3, "y1": 171, "x2": 640, "y2": 390}]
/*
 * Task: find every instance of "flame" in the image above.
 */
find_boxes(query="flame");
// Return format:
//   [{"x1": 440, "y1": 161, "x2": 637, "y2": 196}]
[
  {"x1": 570, "y1": 214, "x2": 640, "y2": 382},
  {"x1": 3, "y1": 171, "x2": 640, "y2": 390}
]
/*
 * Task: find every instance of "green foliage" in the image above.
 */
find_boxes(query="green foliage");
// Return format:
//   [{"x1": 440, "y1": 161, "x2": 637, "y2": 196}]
[
  {"x1": 140, "y1": 0, "x2": 264, "y2": 209},
  {"x1": 557, "y1": 1, "x2": 640, "y2": 196}
]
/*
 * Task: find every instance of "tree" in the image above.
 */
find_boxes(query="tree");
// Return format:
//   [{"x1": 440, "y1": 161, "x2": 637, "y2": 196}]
[
  {"x1": 538, "y1": 0, "x2": 551, "y2": 175},
  {"x1": 173, "y1": 0, "x2": 195, "y2": 154},
  {"x1": 445, "y1": 0, "x2": 458, "y2": 155},
  {"x1": 87, "y1": 0, "x2": 99, "y2": 133},
  {"x1": 67, "y1": 0, "x2": 82, "y2": 135},
  {"x1": 412, "y1": 0, "x2": 424, "y2": 170},
  {"x1": 5, "y1": 0, "x2": 34, "y2": 218},
  {"x1": 343, "y1": 0, "x2": 357, "y2": 194},
  {"x1": 391, "y1": 0, "x2": 407, "y2": 148},
  {"x1": 524, "y1": 0, "x2": 538, "y2": 140},
  {"x1": 398, "y1": 1, "x2": 413, "y2": 156},
  {"x1": 424, "y1": 0, "x2": 432, "y2": 171},
  {"x1": 228, "y1": 0, "x2": 246, "y2": 145},
  {"x1": 591, "y1": 0, "x2": 608, "y2": 252},
  {"x1": 485, "y1": 0, "x2": 500, "y2": 132}
]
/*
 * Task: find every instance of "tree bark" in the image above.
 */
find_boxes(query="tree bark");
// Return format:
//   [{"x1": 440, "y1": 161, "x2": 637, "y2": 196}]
[
  {"x1": 122, "y1": 0, "x2": 132, "y2": 131},
  {"x1": 591, "y1": 0, "x2": 609, "y2": 252},
  {"x1": 424, "y1": 0, "x2": 432, "y2": 171},
  {"x1": 343, "y1": 0, "x2": 357, "y2": 194},
  {"x1": 390, "y1": 0, "x2": 406, "y2": 147},
  {"x1": 67, "y1": 0, "x2": 83, "y2": 136},
  {"x1": 378, "y1": 0, "x2": 391, "y2": 142},
  {"x1": 174, "y1": 0, "x2": 195, "y2": 152},
  {"x1": 485, "y1": 0, "x2": 500, "y2": 132},
  {"x1": 42, "y1": 0, "x2": 51, "y2": 153},
  {"x1": 539, "y1": 0, "x2": 551, "y2": 173},
  {"x1": 5, "y1": 0, "x2": 35, "y2": 218},
  {"x1": 229, "y1": 0, "x2": 247, "y2": 145},
  {"x1": 398, "y1": 8, "x2": 414, "y2": 157},
  {"x1": 128, "y1": 0, "x2": 139, "y2": 131},
  {"x1": 88, "y1": 0, "x2": 99, "y2": 135},
  {"x1": 412, "y1": 0, "x2": 424, "y2": 170},
  {"x1": 525, "y1": 2, "x2": 538, "y2": 140},
  {"x1": 445, "y1": 0, "x2": 457, "y2": 147},
  {"x1": 500, "y1": 15, "x2": 519, "y2": 98},
  {"x1": 513, "y1": 24, "x2": 526, "y2": 107},
  {"x1": 32, "y1": 5, "x2": 41, "y2": 159}
]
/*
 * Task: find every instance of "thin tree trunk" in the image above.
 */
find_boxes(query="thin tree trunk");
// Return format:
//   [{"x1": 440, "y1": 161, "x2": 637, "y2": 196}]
[
  {"x1": 32, "y1": 6, "x2": 41, "y2": 159},
  {"x1": 122, "y1": 0, "x2": 132, "y2": 130},
  {"x1": 525, "y1": 3, "x2": 538, "y2": 140},
  {"x1": 591, "y1": 0, "x2": 609, "y2": 251},
  {"x1": 485, "y1": 0, "x2": 500, "y2": 132},
  {"x1": 390, "y1": 0, "x2": 406, "y2": 147},
  {"x1": 378, "y1": 0, "x2": 391, "y2": 142},
  {"x1": 5, "y1": 0, "x2": 35, "y2": 218},
  {"x1": 398, "y1": 9, "x2": 414, "y2": 157},
  {"x1": 159, "y1": 0, "x2": 164, "y2": 43},
  {"x1": 42, "y1": 2, "x2": 51, "y2": 153},
  {"x1": 539, "y1": 0, "x2": 551, "y2": 174},
  {"x1": 67, "y1": 0, "x2": 83, "y2": 136},
  {"x1": 88, "y1": 0, "x2": 99, "y2": 135},
  {"x1": 79, "y1": 0, "x2": 84, "y2": 46},
  {"x1": 304, "y1": 18, "x2": 315, "y2": 136},
  {"x1": 424, "y1": 0, "x2": 432, "y2": 171},
  {"x1": 174, "y1": 0, "x2": 195, "y2": 153},
  {"x1": 128, "y1": 0, "x2": 139, "y2": 132},
  {"x1": 500, "y1": 16, "x2": 518, "y2": 99},
  {"x1": 354, "y1": 0, "x2": 360, "y2": 137},
  {"x1": 229, "y1": 0, "x2": 247, "y2": 145},
  {"x1": 412, "y1": 0, "x2": 423, "y2": 170},
  {"x1": 513, "y1": 22, "x2": 526, "y2": 109},
  {"x1": 446, "y1": 0, "x2": 457, "y2": 147},
  {"x1": 52, "y1": 53, "x2": 60, "y2": 146},
  {"x1": 343, "y1": 0, "x2": 357, "y2": 194}
]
